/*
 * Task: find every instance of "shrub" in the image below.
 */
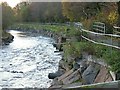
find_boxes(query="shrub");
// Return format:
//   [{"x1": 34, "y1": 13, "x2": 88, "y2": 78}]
[{"x1": 103, "y1": 48, "x2": 120, "y2": 72}]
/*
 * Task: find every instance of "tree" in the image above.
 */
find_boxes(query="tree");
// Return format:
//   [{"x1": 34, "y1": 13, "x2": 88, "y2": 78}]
[
  {"x1": 14, "y1": 2, "x2": 30, "y2": 22},
  {"x1": 62, "y1": 2, "x2": 100, "y2": 21},
  {"x1": 1, "y1": 2, "x2": 14, "y2": 45},
  {"x1": 117, "y1": 1, "x2": 120, "y2": 26},
  {"x1": 2, "y1": 2, "x2": 15, "y2": 30},
  {"x1": 14, "y1": 2, "x2": 67, "y2": 23},
  {"x1": 62, "y1": 2, "x2": 118, "y2": 23}
]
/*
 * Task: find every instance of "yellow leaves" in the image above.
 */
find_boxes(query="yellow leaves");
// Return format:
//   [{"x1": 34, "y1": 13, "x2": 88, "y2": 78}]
[{"x1": 108, "y1": 11, "x2": 118, "y2": 25}]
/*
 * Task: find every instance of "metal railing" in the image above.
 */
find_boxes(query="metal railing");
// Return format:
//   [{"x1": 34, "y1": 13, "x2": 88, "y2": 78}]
[
  {"x1": 92, "y1": 22, "x2": 106, "y2": 34},
  {"x1": 76, "y1": 22, "x2": 120, "y2": 49},
  {"x1": 113, "y1": 26, "x2": 120, "y2": 35}
]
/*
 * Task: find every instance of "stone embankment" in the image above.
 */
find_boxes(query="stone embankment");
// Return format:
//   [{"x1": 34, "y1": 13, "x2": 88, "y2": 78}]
[{"x1": 49, "y1": 54, "x2": 117, "y2": 88}]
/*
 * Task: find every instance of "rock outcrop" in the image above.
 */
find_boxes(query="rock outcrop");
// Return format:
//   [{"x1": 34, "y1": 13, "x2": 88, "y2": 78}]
[{"x1": 1, "y1": 30, "x2": 14, "y2": 45}]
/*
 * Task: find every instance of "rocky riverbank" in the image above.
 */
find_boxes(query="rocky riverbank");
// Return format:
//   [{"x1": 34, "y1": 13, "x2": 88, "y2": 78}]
[
  {"x1": 1, "y1": 30, "x2": 14, "y2": 45},
  {"x1": 7, "y1": 24, "x2": 119, "y2": 88},
  {"x1": 49, "y1": 54, "x2": 115, "y2": 88},
  {"x1": 46, "y1": 31, "x2": 117, "y2": 89}
]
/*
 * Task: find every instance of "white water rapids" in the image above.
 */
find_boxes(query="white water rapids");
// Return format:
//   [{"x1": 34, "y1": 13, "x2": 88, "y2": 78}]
[{"x1": 0, "y1": 30, "x2": 61, "y2": 88}]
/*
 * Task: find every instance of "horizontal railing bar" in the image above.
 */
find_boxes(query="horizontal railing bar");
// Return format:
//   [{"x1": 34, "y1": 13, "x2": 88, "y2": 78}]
[
  {"x1": 93, "y1": 25, "x2": 105, "y2": 29},
  {"x1": 94, "y1": 22, "x2": 105, "y2": 25},
  {"x1": 113, "y1": 26, "x2": 120, "y2": 29},
  {"x1": 81, "y1": 35, "x2": 120, "y2": 49},
  {"x1": 93, "y1": 28, "x2": 105, "y2": 32},
  {"x1": 81, "y1": 29, "x2": 120, "y2": 38}
]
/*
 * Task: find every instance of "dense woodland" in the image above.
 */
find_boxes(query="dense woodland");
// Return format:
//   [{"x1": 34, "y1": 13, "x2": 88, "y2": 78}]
[{"x1": 1, "y1": 2, "x2": 120, "y2": 30}]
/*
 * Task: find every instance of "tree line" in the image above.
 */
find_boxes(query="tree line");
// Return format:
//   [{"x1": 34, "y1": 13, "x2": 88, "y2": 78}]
[{"x1": 1, "y1": 2, "x2": 120, "y2": 30}]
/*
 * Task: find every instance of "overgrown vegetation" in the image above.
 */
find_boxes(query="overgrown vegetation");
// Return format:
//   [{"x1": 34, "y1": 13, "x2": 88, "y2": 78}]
[{"x1": 63, "y1": 41, "x2": 120, "y2": 73}]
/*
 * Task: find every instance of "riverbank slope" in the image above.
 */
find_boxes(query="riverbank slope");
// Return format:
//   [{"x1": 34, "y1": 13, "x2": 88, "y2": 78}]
[{"x1": 8, "y1": 23, "x2": 120, "y2": 88}]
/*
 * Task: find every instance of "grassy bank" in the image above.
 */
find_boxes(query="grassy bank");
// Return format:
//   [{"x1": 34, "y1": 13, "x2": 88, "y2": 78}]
[
  {"x1": 9, "y1": 23, "x2": 80, "y2": 37},
  {"x1": 63, "y1": 41, "x2": 120, "y2": 73}
]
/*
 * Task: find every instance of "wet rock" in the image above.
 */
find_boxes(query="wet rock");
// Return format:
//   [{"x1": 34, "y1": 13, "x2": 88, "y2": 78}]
[
  {"x1": 11, "y1": 71, "x2": 23, "y2": 73},
  {"x1": 11, "y1": 71, "x2": 18, "y2": 73},
  {"x1": 73, "y1": 62, "x2": 80, "y2": 71},
  {"x1": 48, "y1": 71, "x2": 63, "y2": 79},
  {"x1": 2, "y1": 33, "x2": 14, "y2": 45},
  {"x1": 74, "y1": 57, "x2": 82, "y2": 63},
  {"x1": 9, "y1": 64, "x2": 12, "y2": 65},
  {"x1": 79, "y1": 61, "x2": 88, "y2": 74},
  {"x1": 61, "y1": 37, "x2": 66, "y2": 43},
  {"x1": 53, "y1": 43, "x2": 57, "y2": 47},
  {"x1": 116, "y1": 72, "x2": 120, "y2": 80},
  {"x1": 50, "y1": 69, "x2": 79, "y2": 87},
  {"x1": 54, "y1": 50, "x2": 59, "y2": 53},
  {"x1": 82, "y1": 63, "x2": 100, "y2": 84},
  {"x1": 19, "y1": 71, "x2": 23, "y2": 73}
]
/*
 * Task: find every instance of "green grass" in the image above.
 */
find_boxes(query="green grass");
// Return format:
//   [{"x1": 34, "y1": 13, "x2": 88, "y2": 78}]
[
  {"x1": 9, "y1": 23, "x2": 79, "y2": 37},
  {"x1": 9, "y1": 23, "x2": 70, "y2": 31}
]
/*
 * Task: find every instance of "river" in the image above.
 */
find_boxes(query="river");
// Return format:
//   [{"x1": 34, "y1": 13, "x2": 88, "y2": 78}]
[{"x1": 0, "y1": 30, "x2": 62, "y2": 88}]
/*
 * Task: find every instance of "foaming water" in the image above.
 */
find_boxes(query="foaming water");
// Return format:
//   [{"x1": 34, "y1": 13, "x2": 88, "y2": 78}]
[{"x1": 0, "y1": 30, "x2": 61, "y2": 88}]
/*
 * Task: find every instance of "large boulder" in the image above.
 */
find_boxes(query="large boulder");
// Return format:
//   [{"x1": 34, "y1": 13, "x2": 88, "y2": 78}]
[
  {"x1": 82, "y1": 63, "x2": 100, "y2": 84},
  {"x1": 48, "y1": 70, "x2": 63, "y2": 79},
  {"x1": 55, "y1": 69, "x2": 81, "y2": 85},
  {"x1": 2, "y1": 31, "x2": 14, "y2": 45},
  {"x1": 62, "y1": 69, "x2": 81, "y2": 85}
]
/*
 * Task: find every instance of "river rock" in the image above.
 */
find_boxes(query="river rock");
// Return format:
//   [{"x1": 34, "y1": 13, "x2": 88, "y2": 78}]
[
  {"x1": 2, "y1": 34, "x2": 14, "y2": 45},
  {"x1": 48, "y1": 70, "x2": 63, "y2": 79},
  {"x1": 73, "y1": 62, "x2": 80, "y2": 71},
  {"x1": 58, "y1": 59, "x2": 71, "y2": 71},
  {"x1": 74, "y1": 57, "x2": 82, "y2": 63},
  {"x1": 62, "y1": 69, "x2": 81, "y2": 85},
  {"x1": 94, "y1": 66, "x2": 113, "y2": 83},
  {"x1": 82, "y1": 63, "x2": 100, "y2": 84},
  {"x1": 79, "y1": 61, "x2": 88, "y2": 74},
  {"x1": 116, "y1": 72, "x2": 120, "y2": 80},
  {"x1": 57, "y1": 69, "x2": 74, "y2": 82}
]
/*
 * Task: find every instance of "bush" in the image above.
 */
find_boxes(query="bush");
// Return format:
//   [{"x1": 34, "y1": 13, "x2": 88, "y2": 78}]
[
  {"x1": 63, "y1": 42, "x2": 95, "y2": 62},
  {"x1": 103, "y1": 48, "x2": 120, "y2": 72}
]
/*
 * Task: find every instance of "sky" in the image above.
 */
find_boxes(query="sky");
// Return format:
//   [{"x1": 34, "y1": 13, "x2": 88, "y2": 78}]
[
  {"x1": 0, "y1": 0, "x2": 119, "y2": 8},
  {"x1": 0, "y1": 0, "x2": 21, "y2": 8}
]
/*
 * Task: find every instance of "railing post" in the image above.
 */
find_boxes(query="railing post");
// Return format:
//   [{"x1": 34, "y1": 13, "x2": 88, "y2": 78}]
[{"x1": 104, "y1": 24, "x2": 106, "y2": 34}]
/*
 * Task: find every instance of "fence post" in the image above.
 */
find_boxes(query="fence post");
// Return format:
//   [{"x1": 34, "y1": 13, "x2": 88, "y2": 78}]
[{"x1": 104, "y1": 23, "x2": 106, "y2": 34}]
